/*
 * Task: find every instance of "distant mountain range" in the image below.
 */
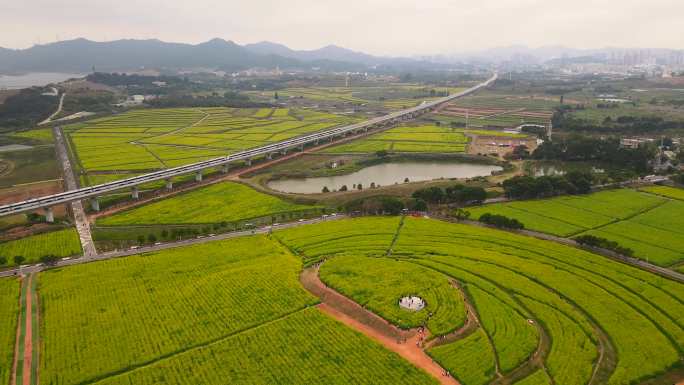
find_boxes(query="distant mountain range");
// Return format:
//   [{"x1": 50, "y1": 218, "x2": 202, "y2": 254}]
[
  {"x1": 0, "y1": 38, "x2": 434, "y2": 75},
  {"x1": 2, "y1": 38, "x2": 681, "y2": 75}
]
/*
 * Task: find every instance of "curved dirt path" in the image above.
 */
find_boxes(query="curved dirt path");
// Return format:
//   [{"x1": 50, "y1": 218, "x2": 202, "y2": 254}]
[{"x1": 301, "y1": 265, "x2": 459, "y2": 385}]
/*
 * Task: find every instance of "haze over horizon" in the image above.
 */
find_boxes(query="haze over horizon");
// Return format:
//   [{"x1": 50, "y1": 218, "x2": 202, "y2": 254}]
[{"x1": 2, "y1": 0, "x2": 682, "y2": 56}]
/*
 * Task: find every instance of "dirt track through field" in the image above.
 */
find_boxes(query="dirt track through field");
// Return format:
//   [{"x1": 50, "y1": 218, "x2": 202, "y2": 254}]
[{"x1": 301, "y1": 265, "x2": 459, "y2": 385}]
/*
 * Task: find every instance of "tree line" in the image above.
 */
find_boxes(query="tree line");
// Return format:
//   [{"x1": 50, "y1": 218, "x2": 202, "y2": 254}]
[{"x1": 502, "y1": 171, "x2": 593, "y2": 199}]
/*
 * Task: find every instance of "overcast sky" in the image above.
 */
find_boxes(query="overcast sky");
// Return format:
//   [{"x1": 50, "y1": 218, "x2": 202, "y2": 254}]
[{"x1": 1, "y1": 0, "x2": 682, "y2": 55}]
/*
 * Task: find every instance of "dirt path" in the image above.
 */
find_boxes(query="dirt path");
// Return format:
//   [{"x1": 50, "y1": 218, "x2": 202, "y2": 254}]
[
  {"x1": 38, "y1": 91, "x2": 65, "y2": 126},
  {"x1": 301, "y1": 265, "x2": 459, "y2": 385},
  {"x1": 11, "y1": 274, "x2": 35, "y2": 385}
]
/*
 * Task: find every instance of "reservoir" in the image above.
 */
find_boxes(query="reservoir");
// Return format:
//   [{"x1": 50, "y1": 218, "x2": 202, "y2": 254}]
[{"x1": 267, "y1": 161, "x2": 502, "y2": 194}]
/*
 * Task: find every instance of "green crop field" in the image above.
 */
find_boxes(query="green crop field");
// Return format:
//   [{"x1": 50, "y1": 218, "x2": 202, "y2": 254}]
[
  {"x1": 97, "y1": 181, "x2": 320, "y2": 226},
  {"x1": 0, "y1": 228, "x2": 82, "y2": 266},
  {"x1": 96, "y1": 308, "x2": 436, "y2": 385},
  {"x1": 427, "y1": 329, "x2": 496, "y2": 385},
  {"x1": 11, "y1": 128, "x2": 54, "y2": 143},
  {"x1": 513, "y1": 369, "x2": 551, "y2": 385},
  {"x1": 37, "y1": 235, "x2": 437, "y2": 385},
  {"x1": 469, "y1": 188, "x2": 684, "y2": 266},
  {"x1": 66, "y1": 107, "x2": 357, "y2": 180},
  {"x1": 320, "y1": 255, "x2": 466, "y2": 334},
  {"x1": 0, "y1": 278, "x2": 20, "y2": 385},
  {"x1": 322, "y1": 125, "x2": 469, "y2": 154},
  {"x1": 640, "y1": 185, "x2": 684, "y2": 201},
  {"x1": 469, "y1": 189, "x2": 664, "y2": 236},
  {"x1": 273, "y1": 216, "x2": 401, "y2": 265},
  {"x1": 276, "y1": 216, "x2": 684, "y2": 385}
]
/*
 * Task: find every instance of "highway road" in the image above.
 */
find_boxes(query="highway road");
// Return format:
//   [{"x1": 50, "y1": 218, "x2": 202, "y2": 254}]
[
  {"x1": 0, "y1": 73, "x2": 497, "y2": 217},
  {"x1": 0, "y1": 215, "x2": 346, "y2": 278}
]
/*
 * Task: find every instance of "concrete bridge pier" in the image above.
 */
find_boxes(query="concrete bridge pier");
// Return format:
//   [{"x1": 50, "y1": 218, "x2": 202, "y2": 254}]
[
  {"x1": 221, "y1": 164, "x2": 229, "y2": 173},
  {"x1": 195, "y1": 171, "x2": 203, "y2": 182},
  {"x1": 90, "y1": 198, "x2": 100, "y2": 212},
  {"x1": 281, "y1": 149, "x2": 288, "y2": 155},
  {"x1": 314, "y1": 139, "x2": 319, "y2": 145},
  {"x1": 266, "y1": 153, "x2": 273, "y2": 160},
  {"x1": 165, "y1": 178, "x2": 173, "y2": 190},
  {"x1": 44, "y1": 207, "x2": 54, "y2": 223},
  {"x1": 131, "y1": 186, "x2": 139, "y2": 199},
  {"x1": 245, "y1": 158, "x2": 252, "y2": 166},
  {"x1": 298, "y1": 144, "x2": 304, "y2": 151}
]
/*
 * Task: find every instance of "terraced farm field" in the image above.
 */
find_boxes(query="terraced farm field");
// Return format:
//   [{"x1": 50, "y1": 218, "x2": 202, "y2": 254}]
[
  {"x1": 276, "y1": 216, "x2": 684, "y2": 385},
  {"x1": 469, "y1": 188, "x2": 684, "y2": 266},
  {"x1": 322, "y1": 125, "x2": 469, "y2": 153},
  {"x1": 97, "y1": 181, "x2": 320, "y2": 226},
  {"x1": 66, "y1": 107, "x2": 357, "y2": 180},
  {"x1": 0, "y1": 228, "x2": 82, "y2": 266},
  {"x1": 0, "y1": 277, "x2": 20, "y2": 385},
  {"x1": 37, "y1": 235, "x2": 436, "y2": 385}
]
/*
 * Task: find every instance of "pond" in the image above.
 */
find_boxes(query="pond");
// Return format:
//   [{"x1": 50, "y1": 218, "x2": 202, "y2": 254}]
[
  {"x1": 267, "y1": 161, "x2": 502, "y2": 194},
  {"x1": 0, "y1": 72, "x2": 84, "y2": 89}
]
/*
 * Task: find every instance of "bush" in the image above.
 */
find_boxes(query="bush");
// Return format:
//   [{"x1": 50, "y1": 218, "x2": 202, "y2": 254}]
[
  {"x1": 478, "y1": 213, "x2": 524, "y2": 230},
  {"x1": 380, "y1": 197, "x2": 405, "y2": 215},
  {"x1": 0, "y1": 256, "x2": 6, "y2": 266},
  {"x1": 40, "y1": 254, "x2": 60, "y2": 265}
]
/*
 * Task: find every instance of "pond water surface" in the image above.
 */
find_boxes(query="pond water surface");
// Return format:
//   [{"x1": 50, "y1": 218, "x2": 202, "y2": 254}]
[{"x1": 267, "y1": 161, "x2": 502, "y2": 194}]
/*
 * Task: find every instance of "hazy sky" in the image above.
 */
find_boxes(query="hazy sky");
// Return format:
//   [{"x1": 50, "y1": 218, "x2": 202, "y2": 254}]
[{"x1": 1, "y1": 0, "x2": 682, "y2": 55}]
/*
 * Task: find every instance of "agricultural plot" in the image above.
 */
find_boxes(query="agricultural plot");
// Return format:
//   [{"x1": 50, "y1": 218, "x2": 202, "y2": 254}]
[
  {"x1": 0, "y1": 228, "x2": 81, "y2": 265},
  {"x1": 640, "y1": 185, "x2": 684, "y2": 201},
  {"x1": 470, "y1": 188, "x2": 684, "y2": 266},
  {"x1": 0, "y1": 278, "x2": 20, "y2": 385},
  {"x1": 320, "y1": 255, "x2": 466, "y2": 334},
  {"x1": 513, "y1": 370, "x2": 551, "y2": 385},
  {"x1": 583, "y1": 199, "x2": 684, "y2": 266},
  {"x1": 38, "y1": 236, "x2": 319, "y2": 385},
  {"x1": 11, "y1": 128, "x2": 54, "y2": 143},
  {"x1": 273, "y1": 216, "x2": 401, "y2": 265},
  {"x1": 427, "y1": 329, "x2": 496, "y2": 385},
  {"x1": 271, "y1": 85, "x2": 465, "y2": 110},
  {"x1": 38, "y1": 235, "x2": 438, "y2": 385},
  {"x1": 429, "y1": 93, "x2": 555, "y2": 129},
  {"x1": 322, "y1": 125, "x2": 469, "y2": 154},
  {"x1": 95, "y1": 308, "x2": 437, "y2": 385},
  {"x1": 66, "y1": 107, "x2": 356, "y2": 177},
  {"x1": 468, "y1": 189, "x2": 666, "y2": 237},
  {"x1": 276, "y1": 217, "x2": 684, "y2": 385},
  {"x1": 97, "y1": 181, "x2": 319, "y2": 226}
]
